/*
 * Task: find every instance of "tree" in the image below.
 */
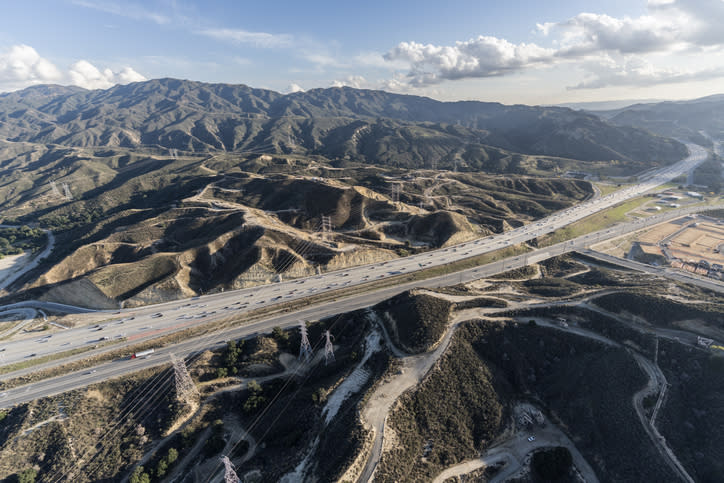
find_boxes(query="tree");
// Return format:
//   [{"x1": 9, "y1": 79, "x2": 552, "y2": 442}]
[
  {"x1": 271, "y1": 326, "x2": 289, "y2": 349},
  {"x1": 243, "y1": 380, "x2": 266, "y2": 413},
  {"x1": 130, "y1": 467, "x2": 150, "y2": 483},
  {"x1": 531, "y1": 446, "x2": 572, "y2": 481},
  {"x1": 167, "y1": 447, "x2": 178, "y2": 464},
  {"x1": 224, "y1": 340, "x2": 242, "y2": 367},
  {"x1": 156, "y1": 459, "x2": 168, "y2": 478},
  {"x1": 17, "y1": 469, "x2": 37, "y2": 483}
]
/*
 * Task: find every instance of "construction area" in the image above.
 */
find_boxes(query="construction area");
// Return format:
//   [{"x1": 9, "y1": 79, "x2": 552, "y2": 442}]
[{"x1": 626, "y1": 214, "x2": 724, "y2": 279}]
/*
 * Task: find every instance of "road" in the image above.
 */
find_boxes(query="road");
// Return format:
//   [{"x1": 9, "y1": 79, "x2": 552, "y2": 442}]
[
  {"x1": 631, "y1": 353, "x2": 695, "y2": 483},
  {"x1": 432, "y1": 405, "x2": 598, "y2": 483},
  {"x1": 1, "y1": 205, "x2": 722, "y2": 410},
  {"x1": 579, "y1": 249, "x2": 724, "y2": 294},
  {"x1": 0, "y1": 144, "x2": 714, "y2": 398}
]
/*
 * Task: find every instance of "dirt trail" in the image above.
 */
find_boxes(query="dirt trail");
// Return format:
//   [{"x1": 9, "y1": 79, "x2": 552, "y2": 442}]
[
  {"x1": 432, "y1": 404, "x2": 599, "y2": 483},
  {"x1": 353, "y1": 285, "x2": 702, "y2": 483}
]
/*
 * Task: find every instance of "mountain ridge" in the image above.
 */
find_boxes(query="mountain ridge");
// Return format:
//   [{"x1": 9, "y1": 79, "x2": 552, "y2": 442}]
[{"x1": 0, "y1": 78, "x2": 687, "y2": 167}]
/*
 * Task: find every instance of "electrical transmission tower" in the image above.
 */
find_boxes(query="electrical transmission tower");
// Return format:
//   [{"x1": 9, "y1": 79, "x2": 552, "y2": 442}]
[
  {"x1": 323, "y1": 330, "x2": 335, "y2": 365},
  {"x1": 62, "y1": 183, "x2": 72, "y2": 200},
  {"x1": 170, "y1": 353, "x2": 198, "y2": 403},
  {"x1": 390, "y1": 183, "x2": 401, "y2": 203},
  {"x1": 49, "y1": 181, "x2": 62, "y2": 198},
  {"x1": 221, "y1": 456, "x2": 241, "y2": 483},
  {"x1": 299, "y1": 322, "x2": 312, "y2": 363},
  {"x1": 321, "y1": 215, "x2": 333, "y2": 240}
]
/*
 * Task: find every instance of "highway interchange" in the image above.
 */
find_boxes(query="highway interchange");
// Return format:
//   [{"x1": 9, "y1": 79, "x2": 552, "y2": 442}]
[{"x1": 0, "y1": 142, "x2": 715, "y2": 409}]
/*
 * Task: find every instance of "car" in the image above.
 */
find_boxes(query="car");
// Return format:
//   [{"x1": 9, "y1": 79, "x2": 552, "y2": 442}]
[
  {"x1": 527, "y1": 436, "x2": 536, "y2": 442},
  {"x1": 86, "y1": 369, "x2": 97, "y2": 375}
]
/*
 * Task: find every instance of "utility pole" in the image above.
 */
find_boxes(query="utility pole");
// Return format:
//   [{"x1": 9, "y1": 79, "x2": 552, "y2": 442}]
[
  {"x1": 170, "y1": 353, "x2": 198, "y2": 403},
  {"x1": 299, "y1": 322, "x2": 312, "y2": 363},
  {"x1": 221, "y1": 456, "x2": 241, "y2": 483},
  {"x1": 323, "y1": 330, "x2": 335, "y2": 365},
  {"x1": 62, "y1": 183, "x2": 72, "y2": 200}
]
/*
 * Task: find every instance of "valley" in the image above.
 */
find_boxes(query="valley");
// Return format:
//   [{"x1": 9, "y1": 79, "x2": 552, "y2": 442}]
[{"x1": 0, "y1": 79, "x2": 722, "y2": 483}]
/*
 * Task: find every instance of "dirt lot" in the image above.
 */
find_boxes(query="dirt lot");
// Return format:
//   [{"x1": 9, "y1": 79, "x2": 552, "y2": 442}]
[{"x1": 667, "y1": 221, "x2": 724, "y2": 265}]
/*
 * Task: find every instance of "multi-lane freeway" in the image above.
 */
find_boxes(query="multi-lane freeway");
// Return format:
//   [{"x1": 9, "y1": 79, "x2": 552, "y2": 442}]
[{"x1": 0, "y1": 143, "x2": 714, "y2": 408}]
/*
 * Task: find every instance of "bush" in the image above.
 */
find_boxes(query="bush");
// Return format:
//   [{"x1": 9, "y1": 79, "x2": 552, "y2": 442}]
[
  {"x1": 243, "y1": 380, "x2": 266, "y2": 414},
  {"x1": 531, "y1": 446, "x2": 572, "y2": 480},
  {"x1": 17, "y1": 469, "x2": 37, "y2": 483},
  {"x1": 130, "y1": 466, "x2": 150, "y2": 483},
  {"x1": 271, "y1": 326, "x2": 290, "y2": 350}
]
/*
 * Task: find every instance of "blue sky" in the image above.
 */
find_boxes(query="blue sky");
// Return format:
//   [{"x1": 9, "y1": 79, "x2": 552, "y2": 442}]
[{"x1": 1, "y1": 0, "x2": 722, "y2": 104}]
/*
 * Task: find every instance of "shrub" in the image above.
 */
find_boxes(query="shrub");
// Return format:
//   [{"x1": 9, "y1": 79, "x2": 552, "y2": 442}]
[
  {"x1": 17, "y1": 469, "x2": 37, "y2": 483},
  {"x1": 531, "y1": 446, "x2": 572, "y2": 480}
]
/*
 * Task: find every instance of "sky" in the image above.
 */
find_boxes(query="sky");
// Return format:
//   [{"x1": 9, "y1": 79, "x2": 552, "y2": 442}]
[{"x1": 1, "y1": 0, "x2": 723, "y2": 105}]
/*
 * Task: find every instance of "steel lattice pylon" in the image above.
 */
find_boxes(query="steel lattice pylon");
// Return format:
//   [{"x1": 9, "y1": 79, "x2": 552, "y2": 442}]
[
  {"x1": 321, "y1": 215, "x2": 333, "y2": 240},
  {"x1": 390, "y1": 183, "x2": 401, "y2": 203},
  {"x1": 299, "y1": 322, "x2": 312, "y2": 363},
  {"x1": 170, "y1": 353, "x2": 198, "y2": 403},
  {"x1": 221, "y1": 456, "x2": 241, "y2": 483},
  {"x1": 323, "y1": 330, "x2": 335, "y2": 365}
]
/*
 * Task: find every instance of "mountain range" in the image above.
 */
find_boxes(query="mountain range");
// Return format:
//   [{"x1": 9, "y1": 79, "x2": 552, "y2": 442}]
[
  {"x1": 0, "y1": 78, "x2": 687, "y2": 169},
  {"x1": 594, "y1": 94, "x2": 724, "y2": 146}
]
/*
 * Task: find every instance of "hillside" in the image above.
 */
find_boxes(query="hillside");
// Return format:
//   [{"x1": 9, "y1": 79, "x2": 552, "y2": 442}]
[
  {"x1": 595, "y1": 94, "x2": 724, "y2": 145},
  {"x1": 0, "y1": 147, "x2": 593, "y2": 306},
  {"x1": 0, "y1": 79, "x2": 687, "y2": 169}
]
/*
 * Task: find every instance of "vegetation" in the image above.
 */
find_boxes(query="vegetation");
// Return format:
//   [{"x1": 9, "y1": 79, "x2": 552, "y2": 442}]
[
  {"x1": 520, "y1": 277, "x2": 581, "y2": 297},
  {"x1": 592, "y1": 291, "x2": 724, "y2": 331},
  {"x1": 531, "y1": 446, "x2": 573, "y2": 481},
  {"x1": 375, "y1": 291, "x2": 454, "y2": 353},
  {"x1": 0, "y1": 225, "x2": 46, "y2": 258},
  {"x1": 537, "y1": 196, "x2": 650, "y2": 246},
  {"x1": 657, "y1": 340, "x2": 724, "y2": 482},
  {"x1": 377, "y1": 330, "x2": 509, "y2": 482},
  {"x1": 379, "y1": 319, "x2": 675, "y2": 482}
]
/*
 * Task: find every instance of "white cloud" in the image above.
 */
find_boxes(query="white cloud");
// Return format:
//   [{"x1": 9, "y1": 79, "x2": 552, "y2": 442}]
[
  {"x1": 287, "y1": 83, "x2": 304, "y2": 93},
  {"x1": 385, "y1": 37, "x2": 555, "y2": 86},
  {"x1": 72, "y1": 0, "x2": 171, "y2": 25},
  {"x1": 198, "y1": 28, "x2": 293, "y2": 49},
  {"x1": 569, "y1": 54, "x2": 724, "y2": 89},
  {"x1": 69, "y1": 60, "x2": 146, "y2": 89},
  {"x1": 384, "y1": 0, "x2": 724, "y2": 90},
  {"x1": 0, "y1": 45, "x2": 62, "y2": 88},
  {"x1": 0, "y1": 45, "x2": 145, "y2": 92},
  {"x1": 331, "y1": 75, "x2": 368, "y2": 88}
]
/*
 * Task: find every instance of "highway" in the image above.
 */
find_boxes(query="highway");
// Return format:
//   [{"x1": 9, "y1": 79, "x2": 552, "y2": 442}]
[{"x1": 0, "y1": 143, "x2": 714, "y2": 407}]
